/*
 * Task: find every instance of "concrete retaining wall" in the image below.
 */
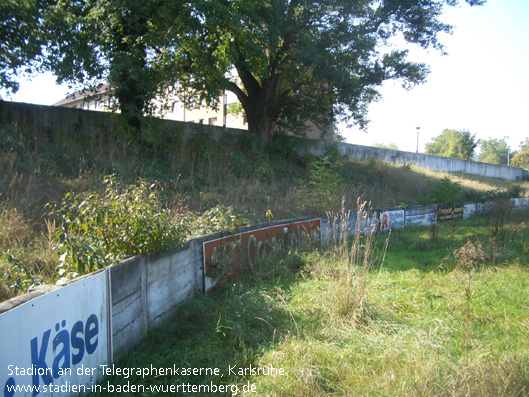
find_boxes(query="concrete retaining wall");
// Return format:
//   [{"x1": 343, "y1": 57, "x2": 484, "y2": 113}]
[
  {"x1": 109, "y1": 217, "x2": 310, "y2": 360},
  {"x1": 1, "y1": 100, "x2": 527, "y2": 181},
  {"x1": 306, "y1": 139, "x2": 528, "y2": 181}
]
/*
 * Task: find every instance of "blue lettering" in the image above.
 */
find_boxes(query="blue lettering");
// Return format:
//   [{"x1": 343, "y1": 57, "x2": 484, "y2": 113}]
[
  {"x1": 26, "y1": 313, "x2": 100, "y2": 396},
  {"x1": 52, "y1": 321, "x2": 70, "y2": 379},
  {"x1": 30, "y1": 329, "x2": 53, "y2": 393},
  {"x1": 85, "y1": 314, "x2": 98, "y2": 355},
  {"x1": 70, "y1": 320, "x2": 85, "y2": 365},
  {"x1": 4, "y1": 377, "x2": 16, "y2": 397}
]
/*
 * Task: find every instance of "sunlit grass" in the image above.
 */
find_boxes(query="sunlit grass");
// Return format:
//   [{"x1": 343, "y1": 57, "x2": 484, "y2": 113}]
[{"x1": 92, "y1": 210, "x2": 529, "y2": 396}]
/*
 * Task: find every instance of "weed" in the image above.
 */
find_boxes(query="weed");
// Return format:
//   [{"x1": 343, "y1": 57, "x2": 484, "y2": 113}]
[
  {"x1": 428, "y1": 176, "x2": 462, "y2": 205},
  {"x1": 326, "y1": 199, "x2": 389, "y2": 324},
  {"x1": 47, "y1": 175, "x2": 188, "y2": 275},
  {"x1": 299, "y1": 157, "x2": 342, "y2": 216},
  {"x1": 454, "y1": 240, "x2": 486, "y2": 364}
]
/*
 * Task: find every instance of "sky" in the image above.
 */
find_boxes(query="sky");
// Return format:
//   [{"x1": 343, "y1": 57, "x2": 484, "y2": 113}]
[
  {"x1": 341, "y1": 0, "x2": 529, "y2": 153},
  {"x1": 1, "y1": 0, "x2": 528, "y2": 154}
]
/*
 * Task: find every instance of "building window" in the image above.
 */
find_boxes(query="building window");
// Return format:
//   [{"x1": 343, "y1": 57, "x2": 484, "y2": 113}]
[
  {"x1": 208, "y1": 117, "x2": 217, "y2": 126},
  {"x1": 199, "y1": 119, "x2": 204, "y2": 124}
]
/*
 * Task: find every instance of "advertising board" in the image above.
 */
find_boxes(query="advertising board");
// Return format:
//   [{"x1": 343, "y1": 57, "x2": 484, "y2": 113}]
[
  {"x1": 405, "y1": 207, "x2": 438, "y2": 227},
  {"x1": 203, "y1": 219, "x2": 321, "y2": 294},
  {"x1": 438, "y1": 205, "x2": 464, "y2": 222},
  {"x1": 463, "y1": 203, "x2": 477, "y2": 219},
  {"x1": 0, "y1": 270, "x2": 111, "y2": 396},
  {"x1": 380, "y1": 210, "x2": 405, "y2": 231}
]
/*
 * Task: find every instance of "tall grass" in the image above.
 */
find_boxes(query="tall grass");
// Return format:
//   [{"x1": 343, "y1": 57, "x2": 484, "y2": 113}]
[
  {"x1": 93, "y1": 210, "x2": 529, "y2": 396},
  {"x1": 1, "y1": 121, "x2": 528, "y2": 301}
]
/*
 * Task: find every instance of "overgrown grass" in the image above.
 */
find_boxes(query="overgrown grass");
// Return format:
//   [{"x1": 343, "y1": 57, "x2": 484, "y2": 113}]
[
  {"x1": 1, "y1": 121, "x2": 528, "y2": 301},
  {"x1": 91, "y1": 209, "x2": 529, "y2": 396}
]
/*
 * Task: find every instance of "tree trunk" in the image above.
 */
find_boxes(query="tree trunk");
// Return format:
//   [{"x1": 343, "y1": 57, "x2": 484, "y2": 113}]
[{"x1": 243, "y1": 75, "x2": 283, "y2": 147}]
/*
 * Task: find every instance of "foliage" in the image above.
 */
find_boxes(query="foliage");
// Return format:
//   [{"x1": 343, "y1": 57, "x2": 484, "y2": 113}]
[
  {"x1": 0, "y1": 0, "x2": 52, "y2": 93},
  {"x1": 229, "y1": 133, "x2": 274, "y2": 178},
  {"x1": 299, "y1": 156, "x2": 342, "y2": 215},
  {"x1": 168, "y1": 0, "x2": 487, "y2": 145},
  {"x1": 483, "y1": 185, "x2": 524, "y2": 202},
  {"x1": 425, "y1": 129, "x2": 477, "y2": 160},
  {"x1": 428, "y1": 176, "x2": 462, "y2": 205},
  {"x1": 47, "y1": 176, "x2": 187, "y2": 275},
  {"x1": 333, "y1": 129, "x2": 347, "y2": 143},
  {"x1": 478, "y1": 137, "x2": 511, "y2": 165},
  {"x1": 96, "y1": 211, "x2": 529, "y2": 396},
  {"x1": 371, "y1": 142, "x2": 399, "y2": 150},
  {"x1": 0, "y1": 250, "x2": 39, "y2": 296},
  {"x1": 510, "y1": 147, "x2": 529, "y2": 169},
  {"x1": 3, "y1": 0, "x2": 486, "y2": 142},
  {"x1": 185, "y1": 205, "x2": 252, "y2": 238},
  {"x1": 40, "y1": 0, "x2": 211, "y2": 129}
]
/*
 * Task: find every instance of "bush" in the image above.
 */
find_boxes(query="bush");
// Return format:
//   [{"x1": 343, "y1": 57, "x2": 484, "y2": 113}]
[
  {"x1": 299, "y1": 156, "x2": 342, "y2": 215},
  {"x1": 428, "y1": 177, "x2": 462, "y2": 205},
  {"x1": 48, "y1": 176, "x2": 188, "y2": 276}
]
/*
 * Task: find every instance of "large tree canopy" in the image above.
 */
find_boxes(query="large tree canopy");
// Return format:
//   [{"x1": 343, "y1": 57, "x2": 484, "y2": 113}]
[
  {"x1": 2, "y1": 0, "x2": 485, "y2": 143},
  {"x1": 425, "y1": 129, "x2": 477, "y2": 160},
  {"x1": 186, "y1": 0, "x2": 486, "y2": 145},
  {"x1": 42, "y1": 0, "x2": 205, "y2": 128}
]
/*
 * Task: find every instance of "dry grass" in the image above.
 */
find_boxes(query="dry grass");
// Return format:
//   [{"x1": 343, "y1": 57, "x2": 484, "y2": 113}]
[{"x1": 1, "y1": 122, "x2": 527, "y2": 301}]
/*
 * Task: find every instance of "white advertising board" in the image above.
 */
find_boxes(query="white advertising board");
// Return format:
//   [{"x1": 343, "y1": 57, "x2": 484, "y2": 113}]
[
  {"x1": 1, "y1": 269, "x2": 111, "y2": 396},
  {"x1": 380, "y1": 210, "x2": 405, "y2": 231},
  {"x1": 463, "y1": 203, "x2": 477, "y2": 219},
  {"x1": 405, "y1": 207, "x2": 437, "y2": 227}
]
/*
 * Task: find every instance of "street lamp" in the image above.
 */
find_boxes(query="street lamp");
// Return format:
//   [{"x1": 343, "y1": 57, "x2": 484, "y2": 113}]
[{"x1": 416, "y1": 127, "x2": 421, "y2": 153}]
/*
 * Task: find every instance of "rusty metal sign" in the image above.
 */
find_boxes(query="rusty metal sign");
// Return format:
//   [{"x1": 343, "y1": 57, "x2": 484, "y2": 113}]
[{"x1": 203, "y1": 219, "x2": 321, "y2": 293}]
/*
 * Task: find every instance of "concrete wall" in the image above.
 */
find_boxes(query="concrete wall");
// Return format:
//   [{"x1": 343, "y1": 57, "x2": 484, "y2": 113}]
[
  {"x1": 306, "y1": 139, "x2": 528, "y2": 181},
  {"x1": 0, "y1": 100, "x2": 245, "y2": 143},
  {"x1": 1, "y1": 100, "x2": 527, "y2": 181},
  {"x1": 109, "y1": 217, "x2": 310, "y2": 360}
]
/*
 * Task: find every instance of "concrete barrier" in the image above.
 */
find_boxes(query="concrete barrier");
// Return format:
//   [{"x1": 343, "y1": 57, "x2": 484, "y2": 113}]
[
  {"x1": 306, "y1": 139, "x2": 527, "y2": 181},
  {"x1": 1, "y1": 100, "x2": 527, "y2": 181}
]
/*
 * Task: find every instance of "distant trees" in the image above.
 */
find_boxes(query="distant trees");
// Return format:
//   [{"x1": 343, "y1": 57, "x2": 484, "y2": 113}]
[
  {"x1": 372, "y1": 143, "x2": 399, "y2": 150},
  {"x1": 477, "y1": 137, "x2": 511, "y2": 165},
  {"x1": 510, "y1": 149, "x2": 529, "y2": 169},
  {"x1": 510, "y1": 139, "x2": 529, "y2": 169},
  {"x1": 425, "y1": 129, "x2": 477, "y2": 160}
]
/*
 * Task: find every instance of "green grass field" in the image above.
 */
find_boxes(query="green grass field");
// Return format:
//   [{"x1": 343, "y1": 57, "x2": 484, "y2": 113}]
[{"x1": 93, "y1": 209, "x2": 529, "y2": 396}]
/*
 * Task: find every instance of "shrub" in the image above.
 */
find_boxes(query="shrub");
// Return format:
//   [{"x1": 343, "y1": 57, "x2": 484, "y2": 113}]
[
  {"x1": 428, "y1": 177, "x2": 462, "y2": 205},
  {"x1": 299, "y1": 156, "x2": 342, "y2": 215},
  {"x1": 48, "y1": 175, "x2": 188, "y2": 276}
]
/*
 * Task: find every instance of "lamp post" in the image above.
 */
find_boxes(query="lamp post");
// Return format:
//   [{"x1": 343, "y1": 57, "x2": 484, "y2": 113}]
[{"x1": 416, "y1": 127, "x2": 421, "y2": 153}]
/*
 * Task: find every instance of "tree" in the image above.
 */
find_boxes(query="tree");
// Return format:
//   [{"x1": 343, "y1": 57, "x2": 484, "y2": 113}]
[
  {"x1": 0, "y1": 0, "x2": 52, "y2": 93},
  {"x1": 185, "y1": 0, "x2": 486, "y2": 145},
  {"x1": 42, "y1": 0, "x2": 192, "y2": 129},
  {"x1": 510, "y1": 148, "x2": 529, "y2": 169},
  {"x1": 477, "y1": 137, "x2": 511, "y2": 165},
  {"x1": 2, "y1": 0, "x2": 486, "y2": 138},
  {"x1": 425, "y1": 129, "x2": 477, "y2": 160},
  {"x1": 372, "y1": 143, "x2": 399, "y2": 150},
  {"x1": 519, "y1": 138, "x2": 529, "y2": 150}
]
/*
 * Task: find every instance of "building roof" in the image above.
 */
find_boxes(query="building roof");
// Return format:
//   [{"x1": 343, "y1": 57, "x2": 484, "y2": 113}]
[{"x1": 53, "y1": 84, "x2": 112, "y2": 106}]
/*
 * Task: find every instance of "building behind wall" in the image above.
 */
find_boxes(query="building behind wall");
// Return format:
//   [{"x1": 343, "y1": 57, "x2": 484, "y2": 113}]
[{"x1": 54, "y1": 85, "x2": 333, "y2": 141}]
